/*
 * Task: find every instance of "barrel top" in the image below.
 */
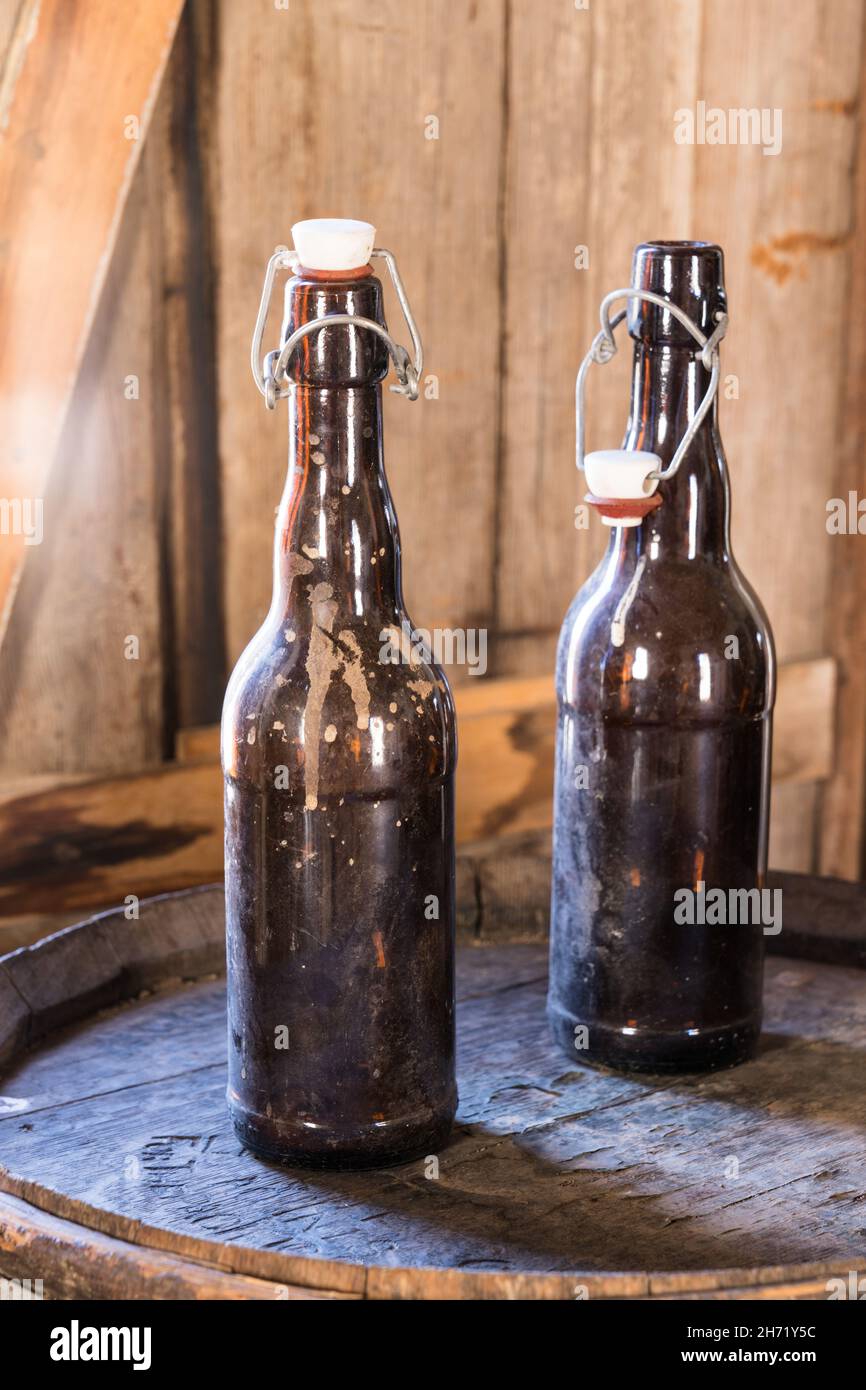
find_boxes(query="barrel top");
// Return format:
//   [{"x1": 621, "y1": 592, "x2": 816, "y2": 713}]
[{"x1": 1, "y1": 870, "x2": 865, "y2": 1300}]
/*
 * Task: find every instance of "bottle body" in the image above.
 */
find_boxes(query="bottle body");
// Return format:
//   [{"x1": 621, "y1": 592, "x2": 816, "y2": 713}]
[
  {"x1": 548, "y1": 243, "x2": 775, "y2": 1073},
  {"x1": 223, "y1": 266, "x2": 457, "y2": 1165}
]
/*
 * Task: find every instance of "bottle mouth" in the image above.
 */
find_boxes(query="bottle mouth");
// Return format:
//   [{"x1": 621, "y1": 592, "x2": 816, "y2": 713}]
[
  {"x1": 630, "y1": 241, "x2": 726, "y2": 343},
  {"x1": 636, "y1": 239, "x2": 722, "y2": 255}
]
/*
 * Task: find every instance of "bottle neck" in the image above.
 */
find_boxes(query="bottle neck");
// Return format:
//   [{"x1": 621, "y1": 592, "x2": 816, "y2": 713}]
[
  {"x1": 615, "y1": 340, "x2": 730, "y2": 563},
  {"x1": 270, "y1": 382, "x2": 403, "y2": 624}
]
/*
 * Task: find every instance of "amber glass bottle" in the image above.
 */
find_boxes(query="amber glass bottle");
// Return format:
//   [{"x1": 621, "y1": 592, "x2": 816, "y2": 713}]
[
  {"x1": 548, "y1": 241, "x2": 775, "y2": 1073},
  {"x1": 223, "y1": 229, "x2": 457, "y2": 1165}
]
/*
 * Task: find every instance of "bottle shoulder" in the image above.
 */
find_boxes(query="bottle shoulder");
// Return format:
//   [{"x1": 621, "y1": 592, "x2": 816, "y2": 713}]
[
  {"x1": 557, "y1": 553, "x2": 775, "y2": 721},
  {"x1": 222, "y1": 612, "x2": 457, "y2": 793}
]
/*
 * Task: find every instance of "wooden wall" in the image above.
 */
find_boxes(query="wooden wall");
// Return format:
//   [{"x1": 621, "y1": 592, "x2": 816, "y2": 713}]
[{"x1": 1, "y1": 0, "x2": 865, "y2": 891}]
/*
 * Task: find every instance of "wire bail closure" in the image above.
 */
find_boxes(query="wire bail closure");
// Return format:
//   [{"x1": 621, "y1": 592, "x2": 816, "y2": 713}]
[
  {"x1": 251, "y1": 245, "x2": 424, "y2": 409},
  {"x1": 575, "y1": 288, "x2": 728, "y2": 482}
]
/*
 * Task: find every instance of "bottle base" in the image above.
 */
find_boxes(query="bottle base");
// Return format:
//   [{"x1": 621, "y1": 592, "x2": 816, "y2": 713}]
[
  {"x1": 547, "y1": 1001, "x2": 761, "y2": 1075},
  {"x1": 228, "y1": 1092, "x2": 457, "y2": 1170}
]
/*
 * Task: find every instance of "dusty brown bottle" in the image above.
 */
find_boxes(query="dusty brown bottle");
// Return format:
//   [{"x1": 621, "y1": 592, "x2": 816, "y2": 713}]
[
  {"x1": 223, "y1": 221, "x2": 457, "y2": 1166},
  {"x1": 548, "y1": 241, "x2": 775, "y2": 1073}
]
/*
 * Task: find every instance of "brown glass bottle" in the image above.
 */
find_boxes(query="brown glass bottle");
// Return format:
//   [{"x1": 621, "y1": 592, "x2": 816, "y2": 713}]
[
  {"x1": 223, "y1": 255, "x2": 457, "y2": 1165},
  {"x1": 548, "y1": 242, "x2": 775, "y2": 1073}
]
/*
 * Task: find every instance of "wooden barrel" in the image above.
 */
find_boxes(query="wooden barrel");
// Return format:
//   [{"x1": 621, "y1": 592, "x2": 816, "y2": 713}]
[{"x1": 1, "y1": 841, "x2": 864, "y2": 1300}]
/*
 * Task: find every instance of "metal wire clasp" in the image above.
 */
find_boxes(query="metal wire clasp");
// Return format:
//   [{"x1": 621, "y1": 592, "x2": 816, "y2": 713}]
[
  {"x1": 250, "y1": 245, "x2": 424, "y2": 409},
  {"x1": 575, "y1": 288, "x2": 729, "y2": 481}
]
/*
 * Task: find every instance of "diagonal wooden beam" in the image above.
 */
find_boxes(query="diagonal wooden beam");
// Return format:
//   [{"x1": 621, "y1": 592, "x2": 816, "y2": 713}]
[{"x1": 0, "y1": 0, "x2": 185, "y2": 646}]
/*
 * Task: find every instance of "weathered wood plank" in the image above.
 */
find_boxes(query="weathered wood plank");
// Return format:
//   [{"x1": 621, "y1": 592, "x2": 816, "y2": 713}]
[
  {"x1": 818, "y1": 13, "x2": 866, "y2": 878},
  {"x1": 0, "y1": 0, "x2": 38, "y2": 113},
  {"x1": 492, "y1": 0, "x2": 598, "y2": 657},
  {"x1": 769, "y1": 783, "x2": 819, "y2": 875},
  {"x1": 0, "y1": 160, "x2": 165, "y2": 775},
  {"x1": 694, "y1": 0, "x2": 862, "y2": 654},
  {"x1": 495, "y1": 0, "x2": 702, "y2": 658},
  {"x1": 214, "y1": 0, "x2": 504, "y2": 673},
  {"x1": 0, "y1": 0, "x2": 184, "y2": 649},
  {"x1": 772, "y1": 657, "x2": 836, "y2": 783},
  {"x1": 0, "y1": 965, "x2": 28, "y2": 1069},
  {"x1": 0, "y1": 764, "x2": 223, "y2": 918},
  {"x1": 692, "y1": 0, "x2": 864, "y2": 877},
  {"x1": 147, "y1": 0, "x2": 226, "y2": 732},
  {"x1": 765, "y1": 869, "x2": 866, "y2": 969}
]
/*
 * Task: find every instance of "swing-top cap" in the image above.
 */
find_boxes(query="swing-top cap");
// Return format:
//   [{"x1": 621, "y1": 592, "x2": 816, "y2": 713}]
[
  {"x1": 291, "y1": 218, "x2": 376, "y2": 272},
  {"x1": 584, "y1": 449, "x2": 663, "y2": 528}
]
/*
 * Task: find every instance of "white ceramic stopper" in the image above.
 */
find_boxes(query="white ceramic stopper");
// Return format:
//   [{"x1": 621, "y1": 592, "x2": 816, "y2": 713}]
[
  {"x1": 291, "y1": 218, "x2": 376, "y2": 271},
  {"x1": 584, "y1": 448, "x2": 661, "y2": 527}
]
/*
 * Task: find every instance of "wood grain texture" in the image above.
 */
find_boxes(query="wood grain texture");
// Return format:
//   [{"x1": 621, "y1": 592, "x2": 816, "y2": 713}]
[
  {"x1": 0, "y1": 1190, "x2": 335, "y2": 1301},
  {"x1": 0, "y1": 0, "x2": 184, "y2": 647},
  {"x1": 0, "y1": 0, "x2": 38, "y2": 120},
  {"x1": 818, "y1": 14, "x2": 866, "y2": 878},
  {"x1": 0, "y1": 164, "x2": 165, "y2": 775},
  {"x1": 0, "y1": 877, "x2": 864, "y2": 1298},
  {"x1": 492, "y1": 0, "x2": 597, "y2": 652},
  {"x1": 769, "y1": 783, "x2": 820, "y2": 876},
  {"x1": 146, "y1": 1, "x2": 226, "y2": 733},
  {"x1": 0, "y1": 764, "x2": 223, "y2": 919},
  {"x1": 692, "y1": 0, "x2": 863, "y2": 663},
  {"x1": 689, "y1": 0, "x2": 864, "y2": 877},
  {"x1": 773, "y1": 657, "x2": 836, "y2": 784},
  {"x1": 495, "y1": 0, "x2": 702, "y2": 650},
  {"x1": 214, "y1": 0, "x2": 504, "y2": 670}
]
